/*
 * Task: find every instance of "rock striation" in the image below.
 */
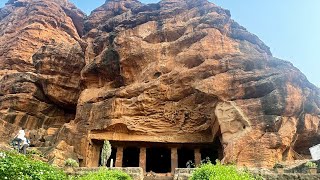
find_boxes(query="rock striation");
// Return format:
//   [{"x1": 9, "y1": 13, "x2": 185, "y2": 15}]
[
  {"x1": 0, "y1": 0, "x2": 319, "y2": 168},
  {"x1": 0, "y1": 0, "x2": 84, "y2": 132}
]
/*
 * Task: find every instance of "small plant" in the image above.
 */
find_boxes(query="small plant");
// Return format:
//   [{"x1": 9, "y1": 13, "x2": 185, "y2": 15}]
[
  {"x1": 0, "y1": 152, "x2": 6, "y2": 159},
  {"x1": 305, "y1": 161, "x2": 318, "y2": 168},
  {"x1": 65, "y1": 158, "x2": 79, "y2": 167},
  {"x1": 273, "y1": 163, "x2": 285, "y2": 169},
  {"x1": 200, "y1": 157, "x2": 212, "y2": 165},
  {"x1": 186, "y1": 160, "x2": 195, "y2": 168},
  {"x1": 77, "y1": 168, "x2": 132, "y2": 180},
  {"x1": 305, "y1": 161, "x2": 318, "y2": 174},
  {"x1": 27, "y1": 148, "x2": 43, "y2": 157},
  {"x1": 100, "y1": 140, "x2": 112, "y2": 166},
  {"x1": 273, "y1": 163, "x2": 285, "y2": 174}
]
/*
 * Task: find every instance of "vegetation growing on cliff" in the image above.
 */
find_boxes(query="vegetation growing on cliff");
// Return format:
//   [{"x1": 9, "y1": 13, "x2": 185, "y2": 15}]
[{"x1": 65, "y1": 158, "x2": 79, "y2": 168}]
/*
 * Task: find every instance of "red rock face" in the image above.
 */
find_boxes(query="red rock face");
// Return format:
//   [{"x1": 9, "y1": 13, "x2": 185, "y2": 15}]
[
  {"x1": 0, "y1": 0, "x2": 320, "y2": 168},
  {"x1": 0, "y1": 0, "x2": 84, "y2": 131}
]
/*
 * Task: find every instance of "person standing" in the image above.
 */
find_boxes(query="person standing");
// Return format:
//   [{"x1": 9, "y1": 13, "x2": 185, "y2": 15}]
[
  {"x1": 13, "y1": 128, "x2": 26, "y2": 152},
  {"x1": 20, "y1": 136, "x2": 30, "y2": 155}
]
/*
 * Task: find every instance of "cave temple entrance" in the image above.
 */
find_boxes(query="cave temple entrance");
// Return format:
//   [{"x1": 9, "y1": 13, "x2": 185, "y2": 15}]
[{"x1": 87, "y1": 133, "x2": 223, "y2": 174}]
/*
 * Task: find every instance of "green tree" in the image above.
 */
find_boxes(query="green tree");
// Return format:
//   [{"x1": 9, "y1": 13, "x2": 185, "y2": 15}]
[{"x1": 100, "y1": 140, "x2": 112, "y2": 166}]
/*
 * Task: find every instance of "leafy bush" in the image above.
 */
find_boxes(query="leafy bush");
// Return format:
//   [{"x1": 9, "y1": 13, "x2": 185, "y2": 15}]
[
  {"x1": 0, "y1": 150, "x2": 67, "y2": 180},
  {"x1": 65, "y1": 158, "x2": 79, "y2": 167},
  {"x1": 0, "y1": 150, "x2": 132, "y2": 180},
  {"x1": 77, "y1": 168, "x2": 132, "y2": 180},
  {"x1": 305, "y1": 161, "x2": 318, "y2": 168},
  {"x1": 190, "y1": 161, "x2": 255, "y2": 180}
]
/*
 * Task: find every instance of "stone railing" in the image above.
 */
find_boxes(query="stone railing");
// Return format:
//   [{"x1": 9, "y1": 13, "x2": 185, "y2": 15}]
[
  {"x1": 174, "y1": 168, "x2": 320, "y2": 180},
  {"x1": 173, "y1": 168, "x2": 195, "y2": 180},
  {"x1": 253, "y1": 173, "x2": 320, "y2": 180}
]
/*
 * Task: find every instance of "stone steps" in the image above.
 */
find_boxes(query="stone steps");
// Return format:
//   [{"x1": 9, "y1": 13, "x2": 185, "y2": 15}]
[
  {"x1": 173, "y1": 168, "x2": 195, "y2": 180},
  {"x1": 144, "y1": 177, "x2": 173, "y2": 180}
]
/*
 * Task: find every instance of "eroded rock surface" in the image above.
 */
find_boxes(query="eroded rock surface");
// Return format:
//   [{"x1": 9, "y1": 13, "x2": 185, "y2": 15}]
[
  {"x1": 0, "y1": 0, "x2": 319, "y2": 168},
  {"x1": 0, "y1": 0, "x2": 84, "y2": 73},
  {"x1": 0, "y1": 0, "x2": 84, "y2": 138},
  {"x1": 33, "y1": 43, "x2": 85, "y2": 108}
]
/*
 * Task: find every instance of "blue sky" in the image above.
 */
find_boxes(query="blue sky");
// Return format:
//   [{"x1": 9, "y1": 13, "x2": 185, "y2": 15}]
[{"x1": 0, "y1": 0, "x2": 319, "y2": 87}]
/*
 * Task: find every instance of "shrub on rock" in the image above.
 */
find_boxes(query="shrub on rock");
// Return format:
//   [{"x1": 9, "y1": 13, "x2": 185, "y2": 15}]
[
  {"x1": 65, "y1": 158, "x2": 79, "y2": 168},
  {"x1": 190, "y1": 161, "x2": 255, "y2": 180}
]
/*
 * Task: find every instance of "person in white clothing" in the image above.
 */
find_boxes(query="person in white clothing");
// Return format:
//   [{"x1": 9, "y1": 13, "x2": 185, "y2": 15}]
[
  {"x1": 17, "y1": 129, "x2": 25, "y2": 139},
  {"x1": 12, "y1": 128, "x2": 26, "y2": 152},
  {"x1": 20, "y1": 137, "x2": 30, "y2": 155}
]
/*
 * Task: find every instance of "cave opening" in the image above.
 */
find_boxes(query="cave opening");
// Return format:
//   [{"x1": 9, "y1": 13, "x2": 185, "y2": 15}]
[
  {"x1": 201, "y1": 138, "x2": 223, "y2": 164},
  {"x1": 106, "y1": 147, "x2": 117, "y2": 167},
  {"x1": 89, "y1": 140, "x2": 118, "y2": 167},
  {"x1": 122, "y1": 147, "x2": 140, "y2": 167},
  {"x1": 178, "y1": 147, "x2": 195, "y2": 168},
  {"x1": 201, "y1": 147, "x2": 219, "y2": 164},
  {"x1": 146, "y1": 147, "x2": 171, "y2": 173}
]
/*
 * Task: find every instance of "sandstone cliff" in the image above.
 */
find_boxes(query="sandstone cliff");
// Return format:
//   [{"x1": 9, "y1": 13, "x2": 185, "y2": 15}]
[
  {"x1": 0, "y1": 0, "x2": 319, "y2": 168},
  {"x1": 0, "y1": 0, "x2": 84, "y2": 138}
]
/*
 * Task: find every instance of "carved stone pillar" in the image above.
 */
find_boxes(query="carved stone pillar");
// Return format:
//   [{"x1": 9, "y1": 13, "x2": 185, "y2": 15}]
[
  {"x1": 171, "y1": 147, "x2": 178, "y2": 174},
  {"x1": 86, "y1": 141, "x2": 101, "y2": 167},
  {"x1": 195, "y1": 148, "x2": 201, "y2": 166},
  {"x1": 139, "y1": 147, "x2": 146, "y2": 173},
  {"x1": 115, "y1": 146, "x2": 123, "y2": 167}
]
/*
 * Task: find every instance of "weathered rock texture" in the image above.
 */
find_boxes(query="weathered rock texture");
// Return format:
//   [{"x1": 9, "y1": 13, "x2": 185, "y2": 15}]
[
  {"x1": 0, "y1": 0, "x2": 84, "y2": 130},
  {"x1": 0, "y1": 0, "x2": 320, "y2": 168}
]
